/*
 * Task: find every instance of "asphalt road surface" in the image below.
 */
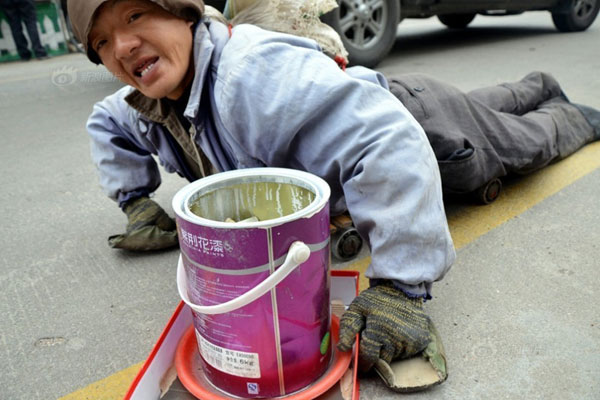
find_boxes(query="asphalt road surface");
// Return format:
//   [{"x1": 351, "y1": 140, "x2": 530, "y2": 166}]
[{"x1": 1, "y1": 11, "x2": 599, "y2": 400}]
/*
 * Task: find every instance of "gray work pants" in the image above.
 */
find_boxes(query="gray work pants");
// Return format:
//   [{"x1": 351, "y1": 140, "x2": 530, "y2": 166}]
[{"x1": 389, "y1": 72, "x2": 596, "y2": 193}]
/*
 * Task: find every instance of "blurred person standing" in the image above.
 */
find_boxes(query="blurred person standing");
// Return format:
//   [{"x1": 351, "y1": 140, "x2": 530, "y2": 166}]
[{"x1": 0, "y1": 0, "x2": 48, "y2": 60}]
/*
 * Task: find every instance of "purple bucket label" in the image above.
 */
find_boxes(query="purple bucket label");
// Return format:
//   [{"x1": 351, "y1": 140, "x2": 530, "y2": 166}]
[
  {"x1": 173, "y1": 169, "x2": 332, "y2": 398},
  {"x1": 178, "y1": 218, "x2": 270, "y2": 269}
]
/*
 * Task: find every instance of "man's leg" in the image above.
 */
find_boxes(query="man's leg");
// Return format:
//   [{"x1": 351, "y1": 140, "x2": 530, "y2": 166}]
[
  {"x1": 19, "y1": 0, "x2": 47, "y2": 58},
  {"x1": 467, "y1": 71, "x2": 565, "y2": 114},
  {"x1": 388, "y1": 74, "x2": 507, "y2": 193},
  {"x1": 531, "y1": 97, "x2": 597, "y2": 163},
  {"x1": 574, "y1": 104, "x2": 600, "y2": 140},
  {"x1": 467, "y1": 71, "x2": 597, "y2": 168},
  {"x1": 1, "y1": 1, "x2": 32, "y2": 60},
  {"x1": 388, "y1": 73, "x2": 596, "y2": 194}
]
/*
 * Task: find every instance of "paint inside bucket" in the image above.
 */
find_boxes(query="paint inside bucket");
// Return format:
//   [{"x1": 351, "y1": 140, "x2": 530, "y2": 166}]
[
  {"x1": 173, "y1": 169, "x2": 332, "y2": 398},
  {"x1": 188, "y1": 181, "x2": 316, "y2": 223}
]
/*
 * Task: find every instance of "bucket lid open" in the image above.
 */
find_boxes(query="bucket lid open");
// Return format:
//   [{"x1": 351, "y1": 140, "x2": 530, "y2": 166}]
[{"x1": 172, "y1": 168, "x2": 331, "y2": 229}]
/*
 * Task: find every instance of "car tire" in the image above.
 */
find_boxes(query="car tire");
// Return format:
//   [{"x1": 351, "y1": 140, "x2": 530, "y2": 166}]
[
  {"x1": 321, "y1": 0, "x2": 400, "y2": 68},
  {"x1": 438, "y1": 13, "x2": 476, "y2": 29},
  {"x1": 552, "y1": 0, "x2": 600, "y2": 32}
]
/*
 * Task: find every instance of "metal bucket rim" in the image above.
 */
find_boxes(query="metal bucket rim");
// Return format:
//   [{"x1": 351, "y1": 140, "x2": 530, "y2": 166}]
[{"x1": 172, "y1": 168, "x2": 331, "y2": 229}]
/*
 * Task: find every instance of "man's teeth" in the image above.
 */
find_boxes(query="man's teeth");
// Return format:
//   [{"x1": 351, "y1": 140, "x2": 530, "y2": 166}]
[{"x1": 140, "y1": 62, "x2": 156, "y2": 77}]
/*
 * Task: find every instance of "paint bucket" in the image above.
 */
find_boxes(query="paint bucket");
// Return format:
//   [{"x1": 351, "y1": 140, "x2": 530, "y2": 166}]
[{"x1": 173, "y1": 168, "x2": 332, "y2": 398}]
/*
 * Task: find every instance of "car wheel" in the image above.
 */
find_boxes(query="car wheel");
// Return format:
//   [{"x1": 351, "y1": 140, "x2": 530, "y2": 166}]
[
  {"x1": 552, "y1": 0, "x2": 600, "y2": 32},
  {"x1": 438, "y1": 13, "x2": 476, "y2": 29},
  {"x1": 321, "y1": 0, "x2": 400, "y2": 68}
]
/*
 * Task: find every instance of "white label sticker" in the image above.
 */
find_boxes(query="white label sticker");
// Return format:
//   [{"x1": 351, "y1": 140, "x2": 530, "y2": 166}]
[{"x1": 196, "y1": 331, "x2": 261, "y2": 378}]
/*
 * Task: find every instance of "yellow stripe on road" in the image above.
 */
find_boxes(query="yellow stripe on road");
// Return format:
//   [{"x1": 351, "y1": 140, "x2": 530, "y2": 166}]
[
  {"x1": 345, "y1": 141, "x2": 600, "y2": 291},
  {"x1": 58, "y1": 362, "x2": 143, "y2": 400},
  {"x1": 448, "y1": 141, "x2": 600, "y2": 249},
  {"x1": 61, "y1": 142, "x2": 600, "y2": 399}
]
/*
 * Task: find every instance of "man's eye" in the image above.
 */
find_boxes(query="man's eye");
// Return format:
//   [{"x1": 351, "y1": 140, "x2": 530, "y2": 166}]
[
  {"x1": 95, "y1": 40, "x2": 107, "y2": 51},
  {"x1": 128, "y1": 12, "x2": 142, "y2": 23}
]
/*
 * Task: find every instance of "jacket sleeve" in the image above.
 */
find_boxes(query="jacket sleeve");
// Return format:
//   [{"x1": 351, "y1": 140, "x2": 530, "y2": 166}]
[
  {"x1": 215, "y1": 31, "x2": 455, "y2": 297},
  {"x1": 86, "y1": 86, "x2": 161, "y2": 207}
]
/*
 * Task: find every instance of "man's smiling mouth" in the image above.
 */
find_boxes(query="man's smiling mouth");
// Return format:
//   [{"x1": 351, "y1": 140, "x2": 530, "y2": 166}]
[{"x1": 134, "y1": 57, "x2": 159, "y2": 77}]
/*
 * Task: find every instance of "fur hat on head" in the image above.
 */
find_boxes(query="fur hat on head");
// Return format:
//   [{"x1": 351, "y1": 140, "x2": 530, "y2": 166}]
[{"x1": 67, "y1": 0, "x2": 205, "y2": 64}]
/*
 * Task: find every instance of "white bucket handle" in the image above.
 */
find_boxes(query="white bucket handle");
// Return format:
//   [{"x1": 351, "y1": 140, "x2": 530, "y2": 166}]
[{"x1": 177, "y1": 241, "x2": 311, "y2": 315}]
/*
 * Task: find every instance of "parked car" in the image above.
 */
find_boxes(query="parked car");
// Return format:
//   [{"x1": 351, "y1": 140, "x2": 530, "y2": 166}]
[
  {"x1": 320, "y1": 0, "x2": 600, "y2": 67},
  {"x1": 206, "y1": 0, "x2": 228, "y2": 13}
]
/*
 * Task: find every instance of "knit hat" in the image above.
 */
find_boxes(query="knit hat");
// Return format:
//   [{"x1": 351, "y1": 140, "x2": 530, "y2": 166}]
[{"x1": 67, "y1": 0, "x2": 205, "y2": 64}]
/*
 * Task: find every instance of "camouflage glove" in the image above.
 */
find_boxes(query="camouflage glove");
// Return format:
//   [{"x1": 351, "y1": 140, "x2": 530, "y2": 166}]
[
  {"x1": 108, "y1": 197, "x2": 178, "y2": 251},
  {"x1": 337, "y1": 282, "x2": 431, "y2": 371}
]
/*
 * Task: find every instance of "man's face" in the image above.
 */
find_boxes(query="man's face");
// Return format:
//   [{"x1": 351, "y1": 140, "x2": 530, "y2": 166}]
[{"x1": 89, "y1": 0, "x2": 194, "y2": 99}]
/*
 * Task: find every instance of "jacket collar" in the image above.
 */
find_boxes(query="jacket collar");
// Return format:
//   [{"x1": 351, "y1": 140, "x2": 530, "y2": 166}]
[{"x1": 124, "y1": 89, "x2": 170, "y2": 123}]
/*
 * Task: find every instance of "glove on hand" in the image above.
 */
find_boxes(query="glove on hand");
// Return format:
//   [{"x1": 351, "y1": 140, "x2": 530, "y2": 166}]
[
  {"x1": 108, "y1": 197, "x2": 178, "y2": 251},
  {"x1": 337, "y1": 283, "x2": 431, "y2": 371}
]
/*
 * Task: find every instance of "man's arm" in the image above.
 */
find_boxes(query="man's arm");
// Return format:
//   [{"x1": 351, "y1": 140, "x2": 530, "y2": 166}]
[
  {"x1": 216, "y1": 28, "x2": 455, "y2": 296},
  {"x1": 86, "y1": 87, "x2": 177, "y2": 251},
  {"x1": 214, "y1": 30, "x2": 455, "y2": 368},
  {"x1": 87, "y1": 86, "x2": 161, "y2": 207}
]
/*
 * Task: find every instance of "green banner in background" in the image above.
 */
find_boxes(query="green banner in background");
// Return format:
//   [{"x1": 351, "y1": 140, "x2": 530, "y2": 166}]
[{"x1": 0, "y1": 1, "x2": 68, "y2": 62}]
